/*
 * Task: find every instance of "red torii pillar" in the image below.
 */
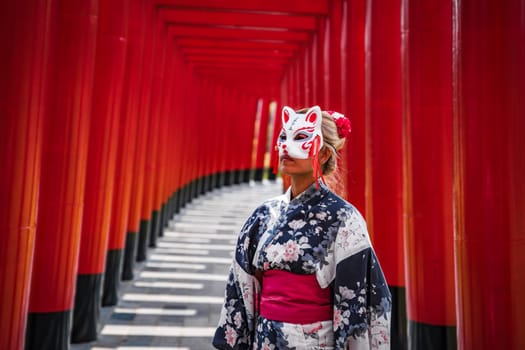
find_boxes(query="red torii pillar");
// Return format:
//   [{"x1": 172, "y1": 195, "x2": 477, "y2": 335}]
[
  {"x1": 224, "y1": 85, "x2": 235, "y2": 186},
  {"x1": 268, "y1": 100, "x2": 283, "y2": 181},
  {"x1": 342, "y1": 0, "x2": 367, "y2": 215},
  {"x1": 211, "y1": 84, "x2": 225, "y2": 188},
  {"x1": 297, "y1": 47, "x2": 306, "y2": 106},
  {"x1": 313, "y1": 20, "x2": 326, "y2": 108},
  {"x1": 122, "y1": 0, "x2": 150, "y2": 281},
  {"x1": 254, "y1": 98, "x2": 271, "y2": 181},
  {"x1": 152, "y1": 40, "x2": 175, "y2": 241},
  {"x1": 143, "y1": 17, "x2": 166, "y2": 249},
  {"x1": 453, "y1": 0, "x2": 525, "y2": 348},
  {"x1": 71, "y1": 0, "x2": 128, "y2": 342},
  {"x1": 241, "y1": 94, "x2": 257, "y2": 183},
  {"x1": 402, "y1": 0, "x2": 456, "y2": 348},
  {"x1": 103, "y1": 0, "x2": 145, "y2": 302},
  {"x1": 324, "y1": 0, "x2": 345, "y2": 196},
  {"x1": 125, "y1": 0, "x2": 154, "y2": 270},
  {"x1": 197, "y1": 79, "x2": 212, "y2": 194},
  {"x1": 136, "y1": 4, "x2": 160, "y2": 263},
  {"x1": 364, "y1": 0, "x2": 407, "y2": 348},
  {"x1": 171, "y1": 61, "x2": 189, "y2": 210},
  {"x1": 26, "y1": 1, "x2": 98, "y2": 349},
  {"x1": 304, "y1": 45, "x2": 314, "y2": 105},
  {"x1": 325, "y1": 0, "x2": 342, "y2": 112},
  {"x1": 0, "y1": 1, "x2": 49, "y2": 348}
]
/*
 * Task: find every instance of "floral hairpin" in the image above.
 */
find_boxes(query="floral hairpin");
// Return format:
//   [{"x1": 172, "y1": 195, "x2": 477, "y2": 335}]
[{"x1": 326, "y1": 111, "x2": 351, "y2": 138}]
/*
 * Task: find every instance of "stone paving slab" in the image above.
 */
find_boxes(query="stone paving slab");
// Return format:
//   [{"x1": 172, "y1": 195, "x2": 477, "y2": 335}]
[{"x1": 72, "y1": 180, "x2": 282, "y2": 350}]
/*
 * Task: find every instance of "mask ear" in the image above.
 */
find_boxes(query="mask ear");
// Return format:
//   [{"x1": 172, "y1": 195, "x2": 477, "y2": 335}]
[
  {"x1": 282, "y1": 106, "x2": 295, "y2": 125},
  {"x1": 305, "y1": 105, "x2": 322, "y2": 125}
]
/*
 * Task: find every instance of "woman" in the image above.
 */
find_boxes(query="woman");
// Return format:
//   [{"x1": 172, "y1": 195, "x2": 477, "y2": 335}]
[{"x1": 213, "y1": 106, "x2": 391, "y2": 350}]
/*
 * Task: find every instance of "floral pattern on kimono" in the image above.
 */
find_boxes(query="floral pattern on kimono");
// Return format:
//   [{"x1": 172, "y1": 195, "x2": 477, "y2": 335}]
[{"x1": 213, "y1": 182, "x2": 392, "y2": 350}]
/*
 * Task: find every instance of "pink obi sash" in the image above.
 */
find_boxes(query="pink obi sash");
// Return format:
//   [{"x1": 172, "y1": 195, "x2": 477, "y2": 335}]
[{"x1": 259, "y1": 269, "x2": 332, "y2": 324}]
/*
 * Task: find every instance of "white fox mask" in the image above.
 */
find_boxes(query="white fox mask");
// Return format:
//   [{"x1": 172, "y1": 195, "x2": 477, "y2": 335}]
[{"x1": 277, "y1": 106, "x2": 323, "y2": 160}]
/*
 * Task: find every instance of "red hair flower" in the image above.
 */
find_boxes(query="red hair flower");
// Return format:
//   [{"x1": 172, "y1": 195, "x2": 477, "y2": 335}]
[{"x1": 327, "y1": 111, "x2": 352, "y2": 138}]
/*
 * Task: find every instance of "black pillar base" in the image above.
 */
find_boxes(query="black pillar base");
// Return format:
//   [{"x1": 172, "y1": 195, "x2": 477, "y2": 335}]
[
  {"x1": 253, "y1": 168, "x2": 264, "y2": 181},
  {"x1": 137, "y1": 219, "x2": 150, "y2": 262},
  {"x1": 215, "y1": 172, "x2": 223, "y2": 188},
  {"x1": 149, "y1": 210, "x2": 160, "y2": 248},
  {"x1": 233, "y1": 170, "x2": 241, "y2": 184},
  {"x1": 26, "y1": 310, "x2": 71, "y2": 350},
  {"x1": 196, "y1": 177, "x2": 203, "y2": 195},
  {"x1": 71, "y1": 273, "x2": 103, "y2": 343},
  {"x1": 390, "y1": 285, "x2": 408, "y2": 350},
  {"x1": 267, "y1": 168, "x2": 277, "y2": 181},
  {"x1": 158, "y1": 203, "x2": 166, "y2": 237},
  {"x1": 187, "y1": 182, "x2": 193, "y2": 200},
  {"x1": 102, "y1": 249, "x2": 123, "y2": 306},
  {"x1": 200, "y1": 176, "x2": 208, "y2": 194},
  {"x1": 242, "y1": 169, "x2": 251, "y2": 183},
  {"x1": 173, "y1": 190, "x2": 181, "y2": 213},
  {"x1": 181, "y1": 185, "x2": 189, "y2": 207},
  {"x1": 223, "y1": 171, "x2": 232, "y2": 186},
  {"x1": 207, "y1": 174, "x2": 215, "y2": 191},
  {"x1": 122, "y1": 232, "x2": 137, "y2": 281},
  {"x1": 192, "y1": 180, "x2": 199, "y2": 199},
  {"x1": 408, "y1": 321, "x2": 457, "y2": 350}
]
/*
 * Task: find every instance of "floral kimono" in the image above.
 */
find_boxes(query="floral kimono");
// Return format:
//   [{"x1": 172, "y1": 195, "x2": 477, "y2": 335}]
[{"x1": 213, "y1": 182, "x2": 391, "y2": 350}]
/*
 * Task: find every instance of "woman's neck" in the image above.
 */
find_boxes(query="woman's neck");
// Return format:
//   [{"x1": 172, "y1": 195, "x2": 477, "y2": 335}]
[{"x1": 290, "y1": 174, "x2": 316, "y2": 199}]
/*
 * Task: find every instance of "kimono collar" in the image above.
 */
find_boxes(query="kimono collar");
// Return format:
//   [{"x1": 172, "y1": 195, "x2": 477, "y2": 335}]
[{"x1": 283, "y1": 180, "x2": 329, "y2": 206}]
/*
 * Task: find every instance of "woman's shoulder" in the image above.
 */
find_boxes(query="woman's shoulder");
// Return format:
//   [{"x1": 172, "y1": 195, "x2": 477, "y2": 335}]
[
  {"x1": 321, "y1": 189, "x2": 359, "y2": 211},
  {"x1": 245, "y1": 192, "x2": 287, "y2": 217},
  {"x1": 319, "y1": 190, "x2": 367, "y2": 226}
]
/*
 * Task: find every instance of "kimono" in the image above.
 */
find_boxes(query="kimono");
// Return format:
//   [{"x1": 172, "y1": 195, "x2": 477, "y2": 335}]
[{"x1": 213, "y1": 182, "x2": 391, "y2": 350}]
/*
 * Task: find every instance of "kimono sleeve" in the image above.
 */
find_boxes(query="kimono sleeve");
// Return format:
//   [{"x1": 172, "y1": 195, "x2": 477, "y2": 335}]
[
  {"x1": 333, "y1": 247, "x2": 392, "y2": 350},
  {"x1": 212, "y1": 206, "x2": 267, "y2": 350},
  {"x1": 318, "y1": 207, "x2": 392, "y2": 350}
]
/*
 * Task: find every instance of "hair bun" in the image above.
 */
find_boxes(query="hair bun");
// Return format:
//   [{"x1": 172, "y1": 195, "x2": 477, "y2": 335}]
[{"x1": 326, "y1": 111, "x2": 351, "y2": 138}]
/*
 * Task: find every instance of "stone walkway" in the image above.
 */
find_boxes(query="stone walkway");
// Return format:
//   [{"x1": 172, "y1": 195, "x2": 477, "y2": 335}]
[{"x1": 72, "y1": 180, "x2": 282, "y2": 350}]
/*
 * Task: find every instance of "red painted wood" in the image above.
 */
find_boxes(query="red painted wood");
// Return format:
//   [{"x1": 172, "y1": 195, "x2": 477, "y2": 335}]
[
  {"x1": 168, "y1": 24, "x2": 311, "y2": 42},
  {"x1": 321, "y1": 16, "x2": 331, "y2": 108},
  {"x1": 77, "y1": 0, "x2": 128, "y2": 275},
  {"x1": 141, "y1": 15, "x2": 166, "y2": 221},
  {"x1": 326, "y1": 0, "x2": 343, "y2": 111},
  {"x1": 255, "y1": 99, "x2": 271, "y2": 169},
  {"x1": 196, "y1": 79, "x2": 208, "y2": 180},
  {"x1": 267, "y1": 100, "x2": 281, "y2": 173},
  {"x1": 0, "y1": 1, "x2": 49, "y2": 347},
  {"x1": 154, "y1": 44, "x2": 175, "y2": 212},
  {"x1": 297, "y1": 47, "x2": 306, "y2": 106},
  {"x1": 343, "y1": 0, "x2": 366, "y2": 215},
  {"x1": 176, "y1": 38, "x2": 300, "y2": 52},
  {"x1": 402, "y1": 0, "x2": 456, "y2": 327},
  {"x1": 219, "y1": 86, "x2": 230, "y2": 176},
  {"x1": 160, "y1": 8, "x2": 317, "y2": 30},
  {"x1": 364, "y1": 0, "x2": 405, "y2": 287},
  {"x1": 127, "y1": 1, "x2": 154, "y2": 232},
  {"x1": 185, "y1": 55, "x2": 289, "y2": 65},
  {"x1": 183, "y1": 47, "x2": 294, "y2": 58},
  {"x1": 29, "y1": 0, "x2": 98, "y2": 312},
  {"x1": 305, "y1": 45, "x2": 314, "y2": 105},
  {"x1": 311, "y1": 28, "x2": 322, "y2": 105},
  {"x1": 246, "y1": 96, "x2": 259, "y2": 171},
  {"x1": 291, "y1": 59, "x2": 301, "y2": 106},
  {"x1": 155, "y1": 0, "x2": 329, "y2": 15},
  {"x1": 107, "y1": 0, "x2": 146, "y2": 250},
  {"x1": 453, "y1": 0, "x2": 525, "y2": 348}
]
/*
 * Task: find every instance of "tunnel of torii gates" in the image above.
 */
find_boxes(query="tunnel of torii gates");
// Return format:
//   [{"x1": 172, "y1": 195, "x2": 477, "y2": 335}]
[{"x1": 0, "y1": 0, "x2": 524, "y2": 349}]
